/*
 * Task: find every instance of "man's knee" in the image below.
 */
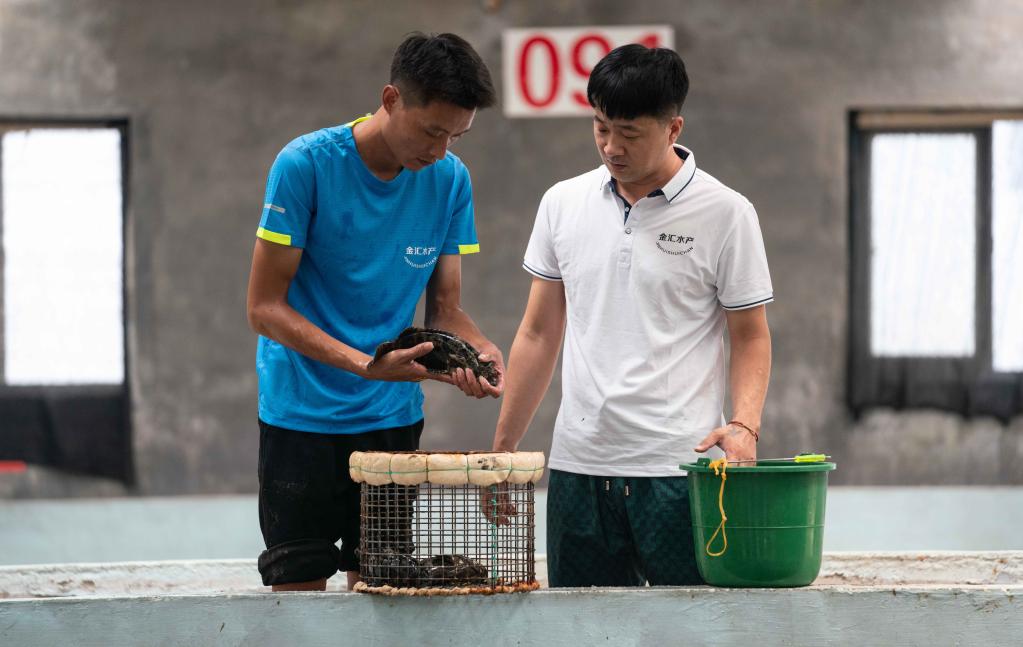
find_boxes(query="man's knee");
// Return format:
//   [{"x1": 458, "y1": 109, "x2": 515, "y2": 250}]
[{"x1": 258, "y1": 538, "x2": 342, "y2": 587}]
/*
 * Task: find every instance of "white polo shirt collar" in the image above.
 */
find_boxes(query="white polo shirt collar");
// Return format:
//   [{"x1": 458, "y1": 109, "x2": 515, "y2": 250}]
[{"x1": 600, "y1": 144, "x2": 698, "y2": 205}]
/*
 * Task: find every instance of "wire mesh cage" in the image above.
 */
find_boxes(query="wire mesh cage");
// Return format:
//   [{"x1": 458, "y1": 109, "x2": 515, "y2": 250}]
[{"x1": 349, "y1": 450, "x2": 544, "y2": 595}]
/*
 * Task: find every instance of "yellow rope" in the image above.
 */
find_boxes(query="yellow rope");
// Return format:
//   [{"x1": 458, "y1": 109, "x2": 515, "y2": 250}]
[{"x1": 705, "y1": 458, "x2": 728, "y2": 557}]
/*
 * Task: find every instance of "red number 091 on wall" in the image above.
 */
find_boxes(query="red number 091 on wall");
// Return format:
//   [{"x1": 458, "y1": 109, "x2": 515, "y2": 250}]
[{"x1": 502, "y1": 26, "x2": 675, "y2": 118}]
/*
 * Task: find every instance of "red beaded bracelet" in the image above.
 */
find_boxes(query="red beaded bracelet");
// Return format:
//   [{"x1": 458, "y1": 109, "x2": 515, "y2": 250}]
[{"x1": 728, "y1": 420, "x2": 759, "y2": 442}]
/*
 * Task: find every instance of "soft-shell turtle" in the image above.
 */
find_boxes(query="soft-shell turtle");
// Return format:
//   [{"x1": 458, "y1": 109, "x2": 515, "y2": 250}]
[
  {"x1": 362, "y1": 547, "x2": 423, "y2": 587},
  {"x1": 370, "y1": 327, "x2": 499, "y2": 386},
  {"x1": 418, "y1": 553, "x2": 489, "y2": 586}
]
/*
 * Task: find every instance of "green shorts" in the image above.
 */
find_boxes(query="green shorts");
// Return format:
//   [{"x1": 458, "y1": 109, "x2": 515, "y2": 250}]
[{"x1": 546, "y1": 469, "x2": 703, "y2": 587}]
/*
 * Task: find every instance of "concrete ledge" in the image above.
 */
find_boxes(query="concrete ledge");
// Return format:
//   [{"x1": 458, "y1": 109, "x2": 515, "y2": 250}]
[
  {"x1": 817, "y1": 551, "x2": 1023, "y2": 586},
  {"x1": 2, "y1": 552, "x2": 1022, "y2": 598},
  {"x1": 1, "y1": 585, "x2": 1021, "y2": 646},
  {"x1": 0, "y1": 559, "x2": 263, "y2": 599}
]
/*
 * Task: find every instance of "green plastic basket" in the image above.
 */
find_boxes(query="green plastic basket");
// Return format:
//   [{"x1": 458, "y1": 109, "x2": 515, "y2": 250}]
[{"x1": 680, "y1": 456, "x2": 837, "y2": 587}]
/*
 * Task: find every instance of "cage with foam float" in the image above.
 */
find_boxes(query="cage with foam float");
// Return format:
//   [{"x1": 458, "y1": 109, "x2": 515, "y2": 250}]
[{"x1": 348, "y1": 450, "x2": 545, "y2": 595}]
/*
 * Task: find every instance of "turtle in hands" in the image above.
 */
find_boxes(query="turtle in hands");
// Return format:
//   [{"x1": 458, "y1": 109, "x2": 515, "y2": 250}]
[{"x1": 370, "y1": 327, "x2": 500, "y2": 387}]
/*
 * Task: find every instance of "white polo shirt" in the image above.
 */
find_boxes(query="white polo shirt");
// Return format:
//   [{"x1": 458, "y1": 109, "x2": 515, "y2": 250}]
[{"x1": 523, "y1": 145, "x2": 773, "y2": 477}]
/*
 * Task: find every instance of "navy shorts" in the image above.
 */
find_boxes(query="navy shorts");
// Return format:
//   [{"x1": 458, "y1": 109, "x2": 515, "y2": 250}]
[
  {"x1": 546, "y1": 469, "x2": 704, "y2": 587},
  {"x1": 256, "y1": 418, "x2": 423, "y2": 586}
]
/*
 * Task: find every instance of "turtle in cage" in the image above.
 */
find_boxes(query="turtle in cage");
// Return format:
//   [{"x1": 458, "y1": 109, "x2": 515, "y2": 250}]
[
  {"x1": 361, "y1": 547, "x2": 423, "y2": 587},
  {"x1": 361, "y1": 550, "x2": 489, "y2": 588},
  {"x1": 418, "y1": 554, "x2": 489, "y2": 587}
]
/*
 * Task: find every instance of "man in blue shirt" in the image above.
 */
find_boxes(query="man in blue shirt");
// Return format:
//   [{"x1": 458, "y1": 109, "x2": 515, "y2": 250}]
[{"x1": 246, "y1": 33, "x2": 502, "y2": 592}]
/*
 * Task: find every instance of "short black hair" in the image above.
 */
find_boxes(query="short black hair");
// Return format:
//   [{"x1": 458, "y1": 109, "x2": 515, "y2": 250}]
[
  {"x1": 587, "y1": 45, "x2": 689, "y2": 121},
  {"x1": 390, "y1": 32, "x2": 496, "y2": 110}
]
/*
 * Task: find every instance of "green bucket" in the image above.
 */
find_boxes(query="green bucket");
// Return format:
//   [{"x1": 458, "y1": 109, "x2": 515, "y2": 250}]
[{"x1": 679, "y1": 456, "x2": 836, "y2": 587}]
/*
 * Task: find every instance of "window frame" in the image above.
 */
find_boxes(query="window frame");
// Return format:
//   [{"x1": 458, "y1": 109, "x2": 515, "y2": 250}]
[
  {"x1": 848, "y1": 109, "x2": 1022, "y2": 421},
  {"x1": 0, "y1": 117, "x2": 133, "y2": 483}
]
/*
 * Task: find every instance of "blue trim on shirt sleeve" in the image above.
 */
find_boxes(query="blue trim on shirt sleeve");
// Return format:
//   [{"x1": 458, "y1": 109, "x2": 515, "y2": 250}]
[{"x1": 522, "y1": 261, "x2": 562, "y2": 281}]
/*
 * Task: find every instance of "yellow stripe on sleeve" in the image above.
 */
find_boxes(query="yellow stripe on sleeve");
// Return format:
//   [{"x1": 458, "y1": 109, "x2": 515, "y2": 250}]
[
  {"x1": 458, "y1": 243, "x2": 480, "y2": 255},
  {"x1": 256, "y1": 227, "x2": 293, "y2": 246}
]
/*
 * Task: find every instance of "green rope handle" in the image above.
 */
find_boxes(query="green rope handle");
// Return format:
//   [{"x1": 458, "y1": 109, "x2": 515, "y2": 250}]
[{"x1": 489, "y1": 484, "x2": 500, "y2": 584}]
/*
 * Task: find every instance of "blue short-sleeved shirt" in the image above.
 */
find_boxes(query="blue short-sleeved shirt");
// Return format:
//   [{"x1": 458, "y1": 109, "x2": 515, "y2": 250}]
[{"x1": 255, "y1": 117, "x2": 480, "y2": 434}]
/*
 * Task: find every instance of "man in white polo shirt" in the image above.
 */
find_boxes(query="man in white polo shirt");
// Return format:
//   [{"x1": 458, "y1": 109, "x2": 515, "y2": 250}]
[{"x1": 489, "y1": 44, "x2": 773, "y2": 586}]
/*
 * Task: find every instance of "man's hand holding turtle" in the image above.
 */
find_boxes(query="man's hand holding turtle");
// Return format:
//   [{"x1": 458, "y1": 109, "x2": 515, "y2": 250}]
[
  {"x1": 361, "y1": 342, "x2": 453, "y2": 384},
  {"x1": 452, "y1": 342, "x2": 505, "y2": 399}
]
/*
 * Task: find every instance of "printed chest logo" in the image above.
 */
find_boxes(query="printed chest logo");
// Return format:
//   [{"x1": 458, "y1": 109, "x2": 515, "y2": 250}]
[
  {"x1": 656, "y1": 233, "x2": 695, "y2": 256},
  {"x1": 404, "y1": 245, "x2": 438, "y2": 269}
]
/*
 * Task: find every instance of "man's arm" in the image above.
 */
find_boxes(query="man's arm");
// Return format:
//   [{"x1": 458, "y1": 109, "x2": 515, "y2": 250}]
[
  {"x1": 492, "y1": 277, "x2": 567, "y2": 451},
  {"x1": 726, "y1": 305, "x2": 772, "y2": 433},
  {"x1": 424, "y1": 254, "x2": 507, "y2": 398},
  {"x1": 695, "y1": 305, "x2": 772, "y2": 461},
  {"x1": 246, "y1": 238, "x2": 445, "y2": 383}
]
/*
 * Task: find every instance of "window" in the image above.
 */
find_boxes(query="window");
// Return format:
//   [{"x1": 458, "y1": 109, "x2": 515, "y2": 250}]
[
  {"x1": 0, "y1": 121, "x2": 132, "y2": 482},
  {"x1": 849, "y1": 111, "x2": 1023, "y2": 422}
]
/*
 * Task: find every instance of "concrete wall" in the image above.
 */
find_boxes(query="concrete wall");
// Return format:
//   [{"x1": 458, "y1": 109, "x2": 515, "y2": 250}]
[
  {"x1": 3, "y1": 585, "x2": 1023, "y2": 647},
  {"x1": 1, "y1": 0, "x2": 1021, "y2": 497}
]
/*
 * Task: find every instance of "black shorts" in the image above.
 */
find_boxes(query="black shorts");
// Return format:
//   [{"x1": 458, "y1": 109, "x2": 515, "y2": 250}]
[{"x1": 256, "y1": 418, "x2": 423, "y2": 586}]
